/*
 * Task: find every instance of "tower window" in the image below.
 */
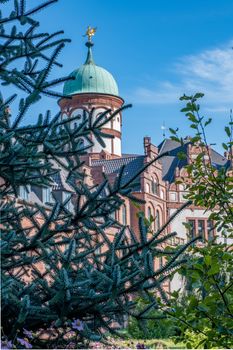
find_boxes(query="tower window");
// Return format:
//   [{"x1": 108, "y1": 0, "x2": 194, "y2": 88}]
[{"x1": 78, "y1": 138, "x2": 84, "y2": 150}]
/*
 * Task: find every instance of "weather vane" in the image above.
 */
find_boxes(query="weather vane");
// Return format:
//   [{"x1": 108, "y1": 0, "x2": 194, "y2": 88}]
[
  {"x1": 83, "y1": 26, "x2": 97, "y2": 42},
  {"x1": 161, "y1": 121, "x2": 167, "y2": 139}
]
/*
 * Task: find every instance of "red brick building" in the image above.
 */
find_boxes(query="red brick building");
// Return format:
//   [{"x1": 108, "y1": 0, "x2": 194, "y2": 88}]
[{"x1": 20, "y1": 37, "x2": 230, "y2": 290}]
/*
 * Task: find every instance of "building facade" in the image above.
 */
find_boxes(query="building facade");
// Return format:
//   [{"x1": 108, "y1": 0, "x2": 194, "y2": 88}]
[{"x1": 20, "y1": 36, "x2": 231, "y2": 291}]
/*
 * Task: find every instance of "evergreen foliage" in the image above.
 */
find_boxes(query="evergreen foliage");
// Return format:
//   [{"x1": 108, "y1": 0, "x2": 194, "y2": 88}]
[
  {"x1": 0, "y1": 2, "x2": 198, "y2": 348},
  {"x1": 168, "y1": 94, "x2": 233, "y2": 349},
  {"x1": 171, "y1": 242, "x2": 233, "y2": 349}
]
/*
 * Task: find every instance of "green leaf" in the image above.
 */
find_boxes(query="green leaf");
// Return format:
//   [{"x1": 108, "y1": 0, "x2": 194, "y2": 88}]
[
  {"x1": 204, "y1": 255, "x2": 211, "y2": 266},
  {"x1": 225, "y1": 126, "x2": 231, "y2": 138},
  {"x1": 169, "y1": 127, "x2": 178, "y2": 135},
  {"x1": 193, "y1": 92, "x2": 204, "y2": 99},
  {"x1": 207, "y1": 264, "x2": 220, "y2": 276}
]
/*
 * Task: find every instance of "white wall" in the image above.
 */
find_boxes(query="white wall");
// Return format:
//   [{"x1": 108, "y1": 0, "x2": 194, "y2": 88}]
[
  {"x1": 169, "y1": 208, "x2": 211, "y2": 240},
  {"x1": 113, "y1": 137, "x2": 121, "y2": 156},
  {"x1": 67, "y1": 107, "x2": 121, "y2": 156}
]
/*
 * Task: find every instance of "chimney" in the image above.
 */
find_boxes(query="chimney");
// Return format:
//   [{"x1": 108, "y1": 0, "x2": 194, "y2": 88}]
[
  {"x1": 144, "y1": 136, "x2": 151, "y2": 155},
  {"x1": 143, "y1": 136, "x2": 158, "y2": 158}
]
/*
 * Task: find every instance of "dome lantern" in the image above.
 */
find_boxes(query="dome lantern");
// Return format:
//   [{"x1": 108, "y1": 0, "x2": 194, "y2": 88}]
[{"x1": 63, "y1": 32, "x2": 119, "y2": 97}]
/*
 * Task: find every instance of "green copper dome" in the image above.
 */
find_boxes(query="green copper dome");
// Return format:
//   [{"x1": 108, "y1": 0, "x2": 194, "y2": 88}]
[{"x1": 63, "y1": 42, "x2": 119, "y2": 96}]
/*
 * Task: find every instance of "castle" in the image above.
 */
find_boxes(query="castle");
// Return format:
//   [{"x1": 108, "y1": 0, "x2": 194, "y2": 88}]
[{"x1": 19, "y1": 32, "x2": 230, "y2": 290}]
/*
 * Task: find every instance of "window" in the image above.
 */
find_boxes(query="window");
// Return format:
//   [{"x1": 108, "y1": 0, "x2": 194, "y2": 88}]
[
  {"x1": 186, "y1": 218, "x2": 215, "y2": 241},
  {"x1": 180, "y1": 238, "x2": 185, "y2": 245},
  {"x1": 148, "y1": 206, "x2": 152, "y2": 219},
  {"x1": 122, "y1": 205, "x2": 127, "y2": 225},
  {"x1": 43, "y1": 187, "x2": 53, "y2": 204},
  {"x1": 146, "y1": 183, "x2": 150, "y2": 193},
  {"x1": 160, "y1": 190, "x2": 165, "y2": 200},
  {"x1": 63, "y1": 192, "x2": 72, "y2": 211},
  {"x1": 110, "y1": 211, "x2": 116, "y2": 220},
  {"x1": 155, "y1": 210, "x2": 160, "y2": 231},
  {"x1": 78, "y1": 138, "x2": 84, "y2": 150},
  {"x1": 187, "y1": 219, "x2": 195, "y2": 238},
  {"x1": 151, "y1": 177, "x2": 158, "y2": 195},
  {"x1": 170, "y1": 192, "x2": 177, "y2": 201},
  {"x1": 198, "y1": 220, "x2": 205, "y2": 239},
  {"x1": 19, "y1": 185, "x2": 30, "y2": 201},
  {"x1": 207, "y1": 220, "x2": 214, "y2": 241},
  {"x1": 159, "y1": 256, "x2": 163, "y2": 268}
]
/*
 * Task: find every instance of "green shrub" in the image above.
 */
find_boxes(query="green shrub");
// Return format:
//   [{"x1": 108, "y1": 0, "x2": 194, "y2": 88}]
[{"x1": 126, "y1": 298, "x2": 180, "y2": 339}]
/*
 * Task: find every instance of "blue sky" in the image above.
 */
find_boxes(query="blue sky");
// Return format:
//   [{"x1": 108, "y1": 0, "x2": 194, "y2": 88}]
[{"x1": 3, "y1": 0, "x2": 233, "y2": 154}]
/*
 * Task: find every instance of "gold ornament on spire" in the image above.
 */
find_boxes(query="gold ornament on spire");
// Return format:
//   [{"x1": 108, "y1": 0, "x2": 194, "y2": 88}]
[{"x1": 83, "y1": 26, "x2": 97, "y2": 42}]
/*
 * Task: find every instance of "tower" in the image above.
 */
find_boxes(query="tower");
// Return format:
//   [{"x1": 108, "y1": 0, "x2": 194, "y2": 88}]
[{"x1": 59, "y1": 28, "x2": 124, "y2": 159}]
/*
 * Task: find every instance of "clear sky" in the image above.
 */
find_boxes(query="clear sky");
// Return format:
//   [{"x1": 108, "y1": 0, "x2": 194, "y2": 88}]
[{"x1": 3, "y1": 0, "x2": 233, "y2": 154}]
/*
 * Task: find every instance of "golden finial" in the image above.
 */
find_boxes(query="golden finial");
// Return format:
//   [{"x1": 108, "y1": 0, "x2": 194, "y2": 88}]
[{"x1": 83, "y1": 26, "x2": 97, "y2": 42}]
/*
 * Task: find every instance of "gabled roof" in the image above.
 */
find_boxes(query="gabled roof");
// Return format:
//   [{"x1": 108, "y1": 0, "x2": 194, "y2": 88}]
[
  {"x1": 210, "y1": 149, "x2": 229, "y2": 169},
  {"x1": 92, "y1": 155, "x2": 145, "y2": 190},
  {"x1": 158, "y1": 139, "x2": 229, "y2": 183},
  {"x1": 158, "y1": 139, "x2": 189, "y2": 183},
  {"x1": 90, "y1": 140, "x2": 229, "y2": 189}
]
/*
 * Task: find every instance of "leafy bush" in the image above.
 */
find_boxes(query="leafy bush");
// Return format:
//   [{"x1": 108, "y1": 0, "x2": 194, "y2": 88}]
[
  {"x1": 127, "y1": 297, "x2": 180, "y2": 339},
  {"x1": 168, "y1": 94, "x2": 233, "y2": 349}
]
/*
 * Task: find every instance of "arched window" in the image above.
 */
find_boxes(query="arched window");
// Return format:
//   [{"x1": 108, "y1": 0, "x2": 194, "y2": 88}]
[
  {"x1": 148, "y1": 206, "x2": 152, "y2": 219},
  {"x1": 146, "y1": 183, "x2": 150, "y2": 193},
  {"x1": 110, "y1": 211, "x2": 116, "y2": 220},
  {"x1": 155, "y1": 210, "x2": 160, "y2": 231},
  {"x1": 78, "y1": 138, "x2": 84, "y2": 150},
  {"x1": 151, "y1": 177, "x2": 159, "y2": 195},
  {"x1": 122, "y1": 204, "x2": 127, "y2": 225}
]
